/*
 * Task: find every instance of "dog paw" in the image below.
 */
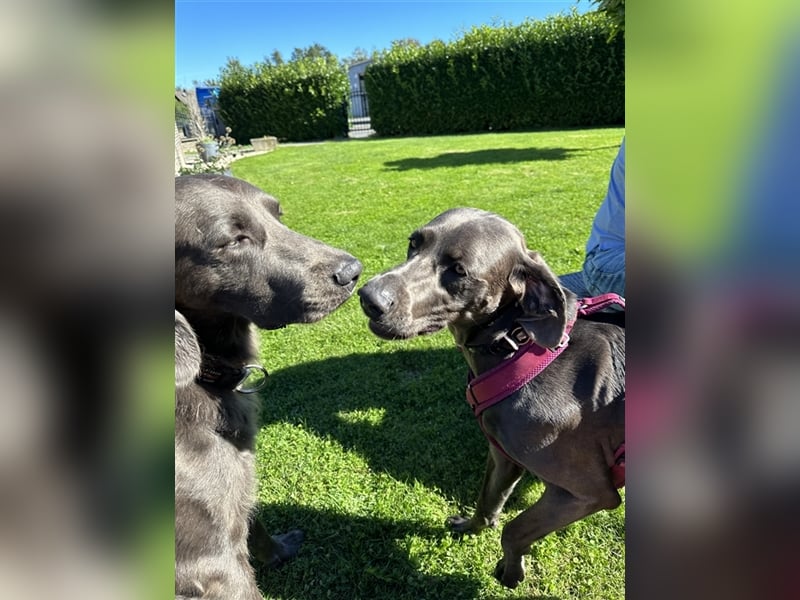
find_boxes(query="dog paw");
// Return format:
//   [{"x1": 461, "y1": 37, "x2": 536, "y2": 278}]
[
  {"x1": 446, "y1": 515, "x2": 474, "y2": 534},
  {"x1": 271, "y1": 529, "x2": 304, "y2": 565},
  {"x1": 493, "y1": 557, "x2": 525, "y2": 589},
  {"x1": 251, "y1": 527, "x2": 304, "y2": 569},
  {"x1": 447, "y1": 514, "x2": 498, "y2": 535}
]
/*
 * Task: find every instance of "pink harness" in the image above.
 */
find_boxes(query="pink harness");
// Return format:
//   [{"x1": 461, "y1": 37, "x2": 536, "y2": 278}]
[{"x1": 465, "y1": 293, "x2": 625, "y2": 488}]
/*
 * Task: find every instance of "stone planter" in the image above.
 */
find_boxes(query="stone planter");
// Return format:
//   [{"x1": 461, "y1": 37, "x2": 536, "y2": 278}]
[
  {"x1": 198, "y1": 141, "x2": 219, "y2": 163},
  {"x1": 250, "y1": 136, "x2": 277, "y2": 153}
]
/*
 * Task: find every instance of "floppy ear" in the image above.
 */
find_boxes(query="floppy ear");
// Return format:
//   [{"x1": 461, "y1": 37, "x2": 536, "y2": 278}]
[
  {"x1": 509, "y1": 251, "x2": 571, "y2": 349},
  {"x1": 175, "y1": 310, "x2": 201, "y2": 387}
]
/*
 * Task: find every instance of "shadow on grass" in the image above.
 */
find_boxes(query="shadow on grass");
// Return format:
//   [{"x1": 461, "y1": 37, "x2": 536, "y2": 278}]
[
  {"x1": 253, "y1": 349, "x2": 575, "y2": 599},
  {"x1": 483, "y1": 597, "x2": 562, "y2": 600},
  {"x1": 258, "y1": 348, "x2": 494, "y2": 507},
  {"x1": 253, "y1": 503, "x2": 482, "y2": 600},
  {"x1": 383, "y1": 145, "x2": 619, "y2": 171}
]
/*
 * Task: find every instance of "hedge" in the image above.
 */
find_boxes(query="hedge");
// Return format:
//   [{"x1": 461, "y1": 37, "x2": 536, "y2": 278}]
[
  {"x1": 364, "y1": 11, "x2": 624, "y2": 136},
  {"x1": 217, "y1": 57, "x2": 349, "y2": 143}
]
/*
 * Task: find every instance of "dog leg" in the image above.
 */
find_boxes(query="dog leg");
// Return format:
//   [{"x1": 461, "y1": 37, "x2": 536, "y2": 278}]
[
  {"x1": 494, "y1": 482, "x2": 620, "y2": 588},
  {"x1": 447, "y1": 446, "x2": 524, "y2": 534},
  {"x1": 248, "y1": 518, "x2": 304, "y2": 568}
]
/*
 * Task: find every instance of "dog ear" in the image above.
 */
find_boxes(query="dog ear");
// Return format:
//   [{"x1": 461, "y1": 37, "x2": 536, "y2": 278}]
[
  {"x1": 510, "y1": 251, "x2": 571, "y2": 349},
  {"x1": 175, "y1": 310, "x2": 201, "y2": 387}
]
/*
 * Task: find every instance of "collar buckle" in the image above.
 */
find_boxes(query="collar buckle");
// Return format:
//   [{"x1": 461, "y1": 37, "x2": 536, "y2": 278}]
[{"x1": 489, "y1": 326, "x2": 530, "y2": 355}]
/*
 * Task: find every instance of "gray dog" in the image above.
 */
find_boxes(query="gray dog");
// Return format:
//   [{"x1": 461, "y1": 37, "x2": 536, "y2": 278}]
[
  {"x1": 175, "y1": 174, "x2": 362, "y2": 599},
  {"x1": 358, "y1": 207, "x2": 624, "y2": 589}
]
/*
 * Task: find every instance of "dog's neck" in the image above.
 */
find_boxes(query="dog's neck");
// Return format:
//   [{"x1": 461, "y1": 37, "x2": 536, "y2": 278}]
[
  {"x1": 452, "y1": 292, "x2": 579, "y2": 376},
  {"x1": 450, "y1": 301, "x2": 526, "y2": 376},
  {"x1": 177, "y1": 308, "x2": 256, "y2": 366}
]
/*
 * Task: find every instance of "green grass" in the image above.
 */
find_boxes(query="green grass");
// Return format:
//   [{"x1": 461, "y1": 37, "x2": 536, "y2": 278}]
[{"x1": 231, "y1": 128, "x2": 625, "y2": 600}]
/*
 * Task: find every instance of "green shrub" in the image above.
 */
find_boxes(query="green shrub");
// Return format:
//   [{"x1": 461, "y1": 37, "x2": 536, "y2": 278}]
[
  {"x1": 217, "y1": 57, "x2": 349, "y2": 143},
  {"x1": 365, "y1": 11, "x2": 624, "y2": 136}
]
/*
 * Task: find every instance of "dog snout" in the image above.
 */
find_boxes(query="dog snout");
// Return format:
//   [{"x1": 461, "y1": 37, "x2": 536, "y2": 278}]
[
  {"x1": 358, "y1": 283, "x2": 396, "y2": 319},
  {"x1": 334, "y1": 257, "x2": 363, "y2": 287}
]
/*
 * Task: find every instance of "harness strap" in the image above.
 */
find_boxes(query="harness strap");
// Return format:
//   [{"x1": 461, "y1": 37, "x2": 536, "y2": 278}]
[
  {"x1": 467, "y1": 293, "x2": 625, "y2": 417},
  {"x1": 465, "y1": 293, "x2": 626, "y2": 485},
  {"x1": 467, "y1": 324, "x2": 574, "y2": 418},
  {"x1": 577, "y1": 292, "x2": 625, "y2": 314}
]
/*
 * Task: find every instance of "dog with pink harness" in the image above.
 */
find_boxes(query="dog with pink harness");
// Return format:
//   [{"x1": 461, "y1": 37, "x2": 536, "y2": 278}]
[
  {"x1": 466, "y1": 292, "x2": 625, "y2": 489},
  {"x1": 359, "y1": 208, "x2": 625, "y2": 589}
]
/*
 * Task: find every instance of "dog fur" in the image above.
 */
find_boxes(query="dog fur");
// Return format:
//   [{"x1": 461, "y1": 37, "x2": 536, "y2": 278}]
[{"x1": 175, "y1": 174, "x2": 362, "y2": 599}]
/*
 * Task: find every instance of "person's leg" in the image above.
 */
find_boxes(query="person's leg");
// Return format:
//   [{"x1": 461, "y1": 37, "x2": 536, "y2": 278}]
[
  {"x1": 559, "y1": 271, "x2": 593, "y2": 298},
  {"x1": 582, "y1": 249, "x2": 625, "y2": 298}
]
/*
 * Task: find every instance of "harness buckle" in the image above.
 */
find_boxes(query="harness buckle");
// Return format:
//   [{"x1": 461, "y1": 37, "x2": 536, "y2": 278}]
[{"x1": 508, "y1": 326, "x2": 530, "y2": 345}]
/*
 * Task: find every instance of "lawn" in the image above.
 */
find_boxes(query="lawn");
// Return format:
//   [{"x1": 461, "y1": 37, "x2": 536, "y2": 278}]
[{"x1": 230, "y1": 127, "x2": 625, "y2": 600}]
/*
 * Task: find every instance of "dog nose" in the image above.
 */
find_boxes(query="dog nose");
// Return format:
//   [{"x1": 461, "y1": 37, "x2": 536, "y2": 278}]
[
  {"x1": 358, "y1": 284, "x2": 395, "y2": 319},
  {"x1": 334, "y1": 257, "x2": 363, "y2": 287}
]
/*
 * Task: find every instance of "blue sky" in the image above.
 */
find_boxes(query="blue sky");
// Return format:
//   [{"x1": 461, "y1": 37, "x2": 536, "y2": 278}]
[{"x1": 176, "y1": 1, "x2": 588, "y2": 88}]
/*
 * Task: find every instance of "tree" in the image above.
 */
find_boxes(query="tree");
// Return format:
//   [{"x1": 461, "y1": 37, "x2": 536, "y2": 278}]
[
  {"x1": 585, "y1": 0, "x2": 624, "y2": 38},
  {"x1": 389, "y1": 38, "x2": 421, "y2": 50},
  {"x1": 268, "y1": 50, "x2": 285, "y2": 66},
  {"x1": 345, "y1": 47, "x2": 373, "y2": 66},
  {"x1": 192, "y1": 78, "x2": 220, "y2": 87},
  {"x1": 290, "y1": 43, "x2": 336, "y2": 63}
]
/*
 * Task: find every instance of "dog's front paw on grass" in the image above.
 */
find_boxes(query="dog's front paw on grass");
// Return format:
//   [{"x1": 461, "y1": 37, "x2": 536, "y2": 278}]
[
  {"x1": 493, "y1": 556, "x2": 525, "y2": 589},
  {"x1": 446, "y1": 514, "x2": 474, "y2": 534},
  {"x1": 446, "y1": 514, "x2": 497, "y2": 535}
]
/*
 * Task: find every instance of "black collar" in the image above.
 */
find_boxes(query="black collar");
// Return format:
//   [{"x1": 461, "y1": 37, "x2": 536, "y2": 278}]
[
  {"x1": 196, "y1": 354, "x2": 269, "y2": 393},
  {"x1": 460, "y1": 303, "x2": 531, "y2": 357}
]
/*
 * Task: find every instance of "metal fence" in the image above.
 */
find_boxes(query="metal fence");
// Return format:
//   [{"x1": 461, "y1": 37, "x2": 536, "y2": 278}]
[{"x1": 347, "y1": 90, "x2": 373, "y2": 137}]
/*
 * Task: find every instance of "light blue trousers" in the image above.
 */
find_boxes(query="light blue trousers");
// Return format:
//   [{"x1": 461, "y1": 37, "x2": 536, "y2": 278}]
[{"x1": 581, "y1": 249, "x2": 625, "y2": 298}]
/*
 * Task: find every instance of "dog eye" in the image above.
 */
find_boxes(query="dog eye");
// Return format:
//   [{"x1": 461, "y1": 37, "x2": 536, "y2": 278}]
[
  {"x1": 408, "y1": 237, "x2": 418, "y2": 250},
  {"x1": 452, "y1": 263, "x2": 467, "y2": 276},
  {"x1": 226, "y1": 235, "x2": 249, "y2": 248}
]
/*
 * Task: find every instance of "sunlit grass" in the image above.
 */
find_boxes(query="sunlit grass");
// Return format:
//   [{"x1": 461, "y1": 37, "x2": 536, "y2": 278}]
[{"x1": 232, "y1": 127, "x2": 625, "y2": 599}]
